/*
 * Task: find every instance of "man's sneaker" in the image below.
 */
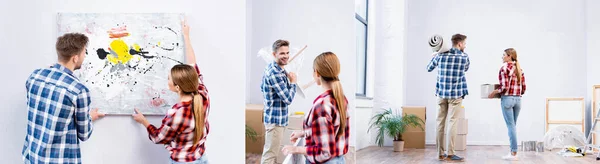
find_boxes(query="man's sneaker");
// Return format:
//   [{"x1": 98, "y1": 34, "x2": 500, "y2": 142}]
[
  {"x1": 438, "y1": 154, "x2": 447, "y2": 161},
  {"x1": 447, "y1": 155, "x2": 465, "y2": 162},
  {"x1": 502, "y1": 153, "x2": 518, "y2": 161}
]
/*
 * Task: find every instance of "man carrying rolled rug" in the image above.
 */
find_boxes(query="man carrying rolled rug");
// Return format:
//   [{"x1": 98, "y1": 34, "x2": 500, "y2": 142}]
[{"x1": 427, "y1": 33, "x2": 470, "y2": 162}]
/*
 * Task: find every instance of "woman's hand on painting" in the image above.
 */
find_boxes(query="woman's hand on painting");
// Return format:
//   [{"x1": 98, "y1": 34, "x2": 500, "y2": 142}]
[
  {"x1": 90, "y1": 108, "x2": 105, "y2": 121},
  {"x1": 132, "y1": 108, "x2": 150, "y2": 127},
  {"x1": 290, "y1": 131, "x2": 304, "y2": 143},
  {"x1": 182, "y1": 18, "x2": 190, "y2": 38},
  {"x1": 181, "y1": 16, "x2": 197, "y2": 65}
]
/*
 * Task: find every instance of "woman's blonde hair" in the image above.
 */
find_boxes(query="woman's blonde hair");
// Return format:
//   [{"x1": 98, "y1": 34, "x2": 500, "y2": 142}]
[
  {"x1": 504, "y1": 48, "x2": 523, "y2": 84},
  {"x1": 313, "y1": 52, "x2": 347, "y2": 137},
  {"x1": 171, "y1": 64, "x2": 205, "y2": 145}
]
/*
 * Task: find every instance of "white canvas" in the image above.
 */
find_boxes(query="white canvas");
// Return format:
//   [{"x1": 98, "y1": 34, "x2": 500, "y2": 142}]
[
  {"x1": 57, "y1": 13, "x2": 185, "y2": 115},
  {"x1": 547, "y1": 100, "x2": 584, "y2": 121}
]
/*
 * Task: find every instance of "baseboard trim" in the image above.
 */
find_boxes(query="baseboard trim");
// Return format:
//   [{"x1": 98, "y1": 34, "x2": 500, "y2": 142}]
[
  {"x1": 357, "y1": 141, "x2": 513, "y2": 151},
  {"x1": 426, "y1": 140, "x2": 511, "y2": 146}
]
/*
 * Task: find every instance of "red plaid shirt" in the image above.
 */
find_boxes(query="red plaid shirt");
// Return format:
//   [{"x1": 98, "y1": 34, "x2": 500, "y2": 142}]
[
  {"x1": 303, "y1": 90, "x2": 349, "y2": 164},
  {"x1": 146, "y1": 64, "x2": 210, "y2": 162},
  {"x1": 497, "y1": 62, "x2": 526, "y2": 96}
]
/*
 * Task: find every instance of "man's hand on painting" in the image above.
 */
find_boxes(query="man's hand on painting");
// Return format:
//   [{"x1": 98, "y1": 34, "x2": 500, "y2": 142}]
[{"x1": 90, "y1": 108, "x2": 105, "y2": 121}]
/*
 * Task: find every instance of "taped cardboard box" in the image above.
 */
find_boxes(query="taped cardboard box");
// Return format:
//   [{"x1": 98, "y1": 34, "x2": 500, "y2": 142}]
[
  {"x1": 402, "y1": 131, "x2": 426, "y2": 149},
  {"x1": 401, "y1": 106, "x2": 426, "y2": 132},
  {"x1": 457, "y1": 118, "x2": 468, "y2": 135},
  {"x1": 288, "y1": 114, "x2": 304, "y2": 130},
  {"x1": 246, "y1": 104, "x2": 265, "y2": 154},
  {"x1": 454, "y1": 134, "x2": 467, "y2": 151}
]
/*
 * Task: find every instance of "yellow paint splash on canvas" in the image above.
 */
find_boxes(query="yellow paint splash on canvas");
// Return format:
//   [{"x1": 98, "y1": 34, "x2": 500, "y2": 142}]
[
  {"x1": 108, "y1": 39, "x2": 134, "y2": 64},
  {"x1": 133, "y1": 43, "x2": 141, "y2": 51}
]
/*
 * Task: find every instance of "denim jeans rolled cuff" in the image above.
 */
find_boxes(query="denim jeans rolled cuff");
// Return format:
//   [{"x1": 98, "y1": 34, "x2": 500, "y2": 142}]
[
  {"x1": 306, "y1": 155, "x2": 345, "y2": 164},
  {"x1": 170, "y1": 155, "x2": 208, "y2": 164},
  {"x1": 501, "y1": 96, "x2": 522, "y2": 153}
]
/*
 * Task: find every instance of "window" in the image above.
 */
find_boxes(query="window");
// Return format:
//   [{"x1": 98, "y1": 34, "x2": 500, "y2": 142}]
[{"x1": 355, "y1": 0, "x2": 368, "y2": 97}]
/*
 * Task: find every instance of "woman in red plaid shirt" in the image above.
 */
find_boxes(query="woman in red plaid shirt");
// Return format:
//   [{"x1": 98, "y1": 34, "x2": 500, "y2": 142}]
[
  {"x1": 283, "y1": 52, "x2": 349, "y2": 164},
  {"x1": 132, "y1": 19, "x2": 210, "y2": 164},
  {"x1": 488, "y1": 48, "x2": 526, "y2": 161}
]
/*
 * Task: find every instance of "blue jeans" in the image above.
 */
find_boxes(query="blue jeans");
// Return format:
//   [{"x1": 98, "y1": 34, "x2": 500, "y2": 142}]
[
  {"x1": 170, "y1": 155, "x2": 208, "y2": 164},
  {"x1": 501, "y1": 96, "x2": 521, "y2": 153},
  {"x1": 306, "y1": 156, "x2": 345, "y2": 164}
]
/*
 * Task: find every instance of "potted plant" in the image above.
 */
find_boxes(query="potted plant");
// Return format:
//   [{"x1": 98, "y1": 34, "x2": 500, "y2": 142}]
[
  {"x1": 246, "y1": 125, "x2": 259, "y2": 142},
  {"x1": 368, "y1": 108, "x2": 425, "y2": 152}
]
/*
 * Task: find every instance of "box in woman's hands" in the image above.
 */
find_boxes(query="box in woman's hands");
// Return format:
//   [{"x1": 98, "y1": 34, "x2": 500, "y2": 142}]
[{"x1": 481, "y1": 84, "x2": 501, "y2": 99}]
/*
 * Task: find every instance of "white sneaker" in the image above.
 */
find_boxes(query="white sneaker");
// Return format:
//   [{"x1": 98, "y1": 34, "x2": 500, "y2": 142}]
[{"x1": 502, "y1": 153, "x2": 519, "y2": 161}]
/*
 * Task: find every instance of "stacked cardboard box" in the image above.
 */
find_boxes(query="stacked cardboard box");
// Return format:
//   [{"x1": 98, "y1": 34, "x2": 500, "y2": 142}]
[
  {"x1": 277, "y1": 114, "x2": 305, "y2": 163},
  {"x1": 246, "y1": 104, "x2": 266, "y2": 154},
  {"x1": 401, "y1": 106, "x2": 426, "y2": 149},
  {"x1": 454, "y1": 106, "x2": 468, "y2": 151}
]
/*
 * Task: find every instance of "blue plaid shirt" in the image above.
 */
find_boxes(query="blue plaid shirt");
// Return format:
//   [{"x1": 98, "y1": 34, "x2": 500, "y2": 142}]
[
  {"x1": 22, "y1": 63, "x2": 94, "y2": 164},
  {"x1": 261, "y1": 62, "x2": 297, "y2": 126},
  {"x1": 427, "y1": 48, "x2": 470, "y2": 99}
]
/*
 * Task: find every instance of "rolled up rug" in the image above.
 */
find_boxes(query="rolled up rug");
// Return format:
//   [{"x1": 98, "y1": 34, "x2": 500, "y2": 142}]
[{"x1": 428, "y1": 34, "x2": 450, "y2": 53}]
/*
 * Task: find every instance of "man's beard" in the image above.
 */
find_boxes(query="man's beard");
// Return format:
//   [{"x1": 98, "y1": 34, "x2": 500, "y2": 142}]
[
  {"x1": 74, "y1": 63, "x2": 82, "y2": 70},
  {"x1": 277, "y1": 59, "x2": 288, "y2": 66}
]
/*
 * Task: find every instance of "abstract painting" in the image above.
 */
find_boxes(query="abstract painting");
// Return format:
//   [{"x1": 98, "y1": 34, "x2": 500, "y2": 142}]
[{"x1": 57, "y1": 13, "x2": 185, "y2": 115}]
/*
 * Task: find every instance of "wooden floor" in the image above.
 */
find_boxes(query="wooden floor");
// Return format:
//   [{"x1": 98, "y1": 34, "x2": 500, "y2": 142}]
[
  {"x1": 245, "y1": 146, "x2": 355, "y2": 164},
  {"x1": 357, "y1": 145, "x2": 599, "y2": 164}
]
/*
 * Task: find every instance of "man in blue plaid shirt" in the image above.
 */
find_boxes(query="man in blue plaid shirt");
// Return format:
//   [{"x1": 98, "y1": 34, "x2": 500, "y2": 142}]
[
  {"x1": 260, "y1": 39, "x2": 298, "y2": 164},
  {"x1": 427, "y1": 34, "x2": 469, "y2": 162},
  {"x1": 22, "y1": 33, "x2": 105, "y2": 164}
]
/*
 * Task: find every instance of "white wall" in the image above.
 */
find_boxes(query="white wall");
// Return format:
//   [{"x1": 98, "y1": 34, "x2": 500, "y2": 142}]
[
  {"x1": 342, "y1": 0, "x2": 413, "y2": 150},
  {"x1": 0, "y1": 0, "x2": 246, "y2": 163},
  {"x1": 406, "y1": 0, "x2": 587, "y2": 145},
  {"x1": 356, "y1": 0, "x2": 411, "y2": 150},
  {"x1": 248, "y1": 0, "x2": 356, "y2": 146},
  {"x1": 585, "y1": 0, "x2": 600, "y2": 135},
  {"x1": 355, "y1": 0, "x2": 380, "y2": 150},
  {"x1": 246, "y1": 0, "x2": 253, "y2": 104}
]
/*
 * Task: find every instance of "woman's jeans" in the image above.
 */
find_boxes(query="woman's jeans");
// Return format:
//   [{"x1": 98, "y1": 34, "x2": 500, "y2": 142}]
[
  {"x1": 170, "y1": 155, "x2": 208, "y2": 164},
  {"x1": 501, "y1": 96, "x2": 521, "y2": 153},
  {"x1": 306, "y1": 155, "x2": 345, "y2": 164}
]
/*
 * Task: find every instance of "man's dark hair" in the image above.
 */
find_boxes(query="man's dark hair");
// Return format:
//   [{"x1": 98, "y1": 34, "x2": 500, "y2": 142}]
[
  {"x1": 56, "y1": 33, "x2": 89, "y2": 62},
  {"x1": 272, "y1": 39, "x2": 289, "y2": 52},
  {"x1": 451, "y1": 34, "x2": 467, "y2": 46}
]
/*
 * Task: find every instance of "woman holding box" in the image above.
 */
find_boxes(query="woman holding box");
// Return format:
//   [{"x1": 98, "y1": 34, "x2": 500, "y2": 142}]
[{"x1": 488, "y1": 48, "x2": 526, "y2": 161}]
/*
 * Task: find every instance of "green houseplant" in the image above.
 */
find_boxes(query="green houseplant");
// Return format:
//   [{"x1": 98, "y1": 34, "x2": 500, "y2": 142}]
[
  {"x1": 246, "y1": 125, "x2": 259, "y2": 142},
  {"x1": 368, "y1": 108, "x2": 425, "y2": 152}
]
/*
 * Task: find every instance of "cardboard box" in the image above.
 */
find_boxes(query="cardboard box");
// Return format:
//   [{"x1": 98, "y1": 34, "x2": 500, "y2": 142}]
[
  {"x1": 455, "y1": 106, "x2": 465, "y2": 119},
  {"x1": 246, "y1": 104, "x2": 266, "y2": 154},
  {"x1": 457, "y1": 118, "x2": 468, "y2": 135},
  {"x1": 454, "y1": 134, "x2": 467, "y2": 151},
  {"x1": 402, "y1": 131, "x2": 426, "y2": 149},
  {"x1": 288, "y1": 114, "x2": 304, "y2": 130},
  {"x1": 401, "y1": 106, "x2": 426, "y2": 132}
]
